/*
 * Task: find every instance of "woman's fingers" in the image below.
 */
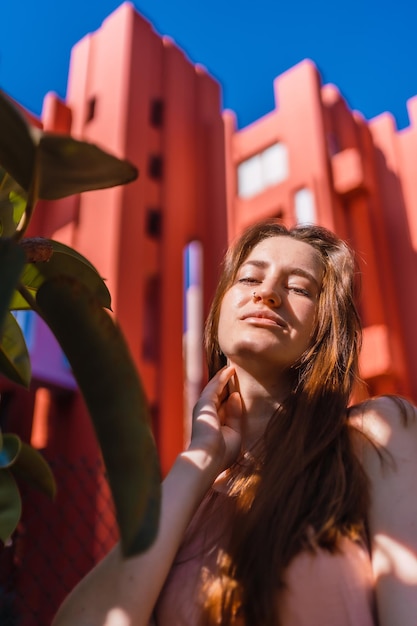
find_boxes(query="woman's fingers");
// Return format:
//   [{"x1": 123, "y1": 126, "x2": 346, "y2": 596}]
[
  {"x1": 192, "y1": 366, "x2": 235, "y2": 423},
  {"x1": 221, "y1": 392, "x2": 243, "y2": 467},
  {"x1": 207, "y1": 365, "x2": 236, "y2": 408},
  {"x1": 190, "y1": 367, "x2": 243, "y2": 473}
]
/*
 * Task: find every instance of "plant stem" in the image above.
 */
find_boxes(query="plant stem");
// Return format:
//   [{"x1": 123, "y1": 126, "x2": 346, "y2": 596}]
[{"x1": 17, "y1": 284, "x2": 42, "y2": 317}]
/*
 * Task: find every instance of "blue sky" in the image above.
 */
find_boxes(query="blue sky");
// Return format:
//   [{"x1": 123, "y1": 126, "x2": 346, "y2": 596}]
[{"x1": 1, "y1": 0, "x2": 416, "y2": 130}]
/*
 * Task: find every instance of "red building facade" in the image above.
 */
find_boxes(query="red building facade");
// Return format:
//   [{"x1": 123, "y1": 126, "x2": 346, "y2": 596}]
[
  {"x1": 2, "y1": 3, "x2": 417, "y2": 623},
  {"x1": 224, "y1": 59, "x2": 417, "y2": 401},
  {"x1": 30, "y1": 3, "x2": 228, "y2": 476}
]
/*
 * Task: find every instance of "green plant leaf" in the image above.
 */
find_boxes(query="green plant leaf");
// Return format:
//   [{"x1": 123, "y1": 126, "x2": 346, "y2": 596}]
[
  {"x1": 11, "y1": 441, "x2": 56, "y2": 499},
  {"x1": 9, "y1": 239, "x2": 111, "y2": 310},
  {"x1": 21, "y1": 238, "x2": 106, "y2": 276},
  {"x1": 0, "y1": 469, "x2": 21, "y2": 543},
  {"x1": 36, "y1": 276, "x2": 161, "y2": 557},
  {"x1": 1, "y1": 90, "x2": 138, "y2": 241},
  {"x1": 37, "y1": 134, "x2": 138, "y2": 200},
  {"x1": 0, "y1": 312, "x2": 31, "y2": 387},
  {"x1": 0, "y1": 90, "x2": 35, "y2": 192},
  {"x1": 0, "y1": 434, "x2": 22, "y2": 468},
  {"x1": 0, "y1": 238, "x2": 25, "y2": 331},
  {"x1": 0, "y1": 168, "x2": 28, "y2": 238}
]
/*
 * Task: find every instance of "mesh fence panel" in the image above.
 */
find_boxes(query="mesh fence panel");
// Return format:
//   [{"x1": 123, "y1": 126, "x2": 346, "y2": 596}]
[{"x1": 0, "y1": 456, "x2": 118, "y2": 625}]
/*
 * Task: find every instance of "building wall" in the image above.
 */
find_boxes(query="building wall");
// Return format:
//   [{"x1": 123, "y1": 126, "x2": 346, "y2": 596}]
[
  {"x1": 225, "y1": 58, "x2": 416, "y2": 400},
  {"x1": 25, "y1": 2, "x2": 228, "y2": 475}
]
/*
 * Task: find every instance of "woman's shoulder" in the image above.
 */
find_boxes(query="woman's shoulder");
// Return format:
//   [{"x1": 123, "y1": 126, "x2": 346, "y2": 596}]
[
  {"x1": 348, "y1": 395, "x2": 417, "y2": 625},
  {"x1": 348, "y1": 394, "x2": 416, "y2": 452},
  {"x1": 347, "y1": 393, "x2": 417, "y2": 488}
]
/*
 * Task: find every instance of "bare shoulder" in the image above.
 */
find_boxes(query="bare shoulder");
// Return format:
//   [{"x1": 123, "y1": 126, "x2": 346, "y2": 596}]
[
  {"x1": 349, "y1": 396, "x2": 417, "y2": 625},
  {"x1": 349, "y1": 395, "x2": 417, "y2": 460},
  {"x1": 348, "y1": 394, "x2": 417, "y2": 508}
]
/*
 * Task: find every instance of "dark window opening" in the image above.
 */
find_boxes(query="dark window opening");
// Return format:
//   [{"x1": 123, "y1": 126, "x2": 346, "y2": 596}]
[
  {"x1": 86, "y1": 97, "x2": 96, "y2": 123},
  {"x1": 148, "y1": 155, "x2": 163, "y2": 180},
  {"x1": 146, "y1": 209, "x2": 162, "y2": 238},
  {"x1": 150, "y1": 99, "x2": 164, "y2": 127}
]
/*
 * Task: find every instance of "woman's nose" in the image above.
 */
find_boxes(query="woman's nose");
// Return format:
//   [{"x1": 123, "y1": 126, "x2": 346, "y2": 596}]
[{"x1": 252, "y1": 286, "x2": 281, "y2": 307}]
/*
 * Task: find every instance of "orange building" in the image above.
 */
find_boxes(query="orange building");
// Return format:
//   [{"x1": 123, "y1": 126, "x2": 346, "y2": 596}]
[
  {"x1": 26, "y1": 3, "x2": 228, "y2": 474},
  {"x1": 224, "y1": 59, "x2": 417, "y2": 400},
  {"x1": 2, "y1": 3, "x2": 417, "y2": 624}
]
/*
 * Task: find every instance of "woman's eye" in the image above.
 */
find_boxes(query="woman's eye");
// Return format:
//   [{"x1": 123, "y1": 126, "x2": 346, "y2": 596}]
[
  {"x1": 238, "y1": 277, "x2": 260, "y2": 284},
  {"x1": 289, "y1": 286, "x2": 310, "y2": 297}
]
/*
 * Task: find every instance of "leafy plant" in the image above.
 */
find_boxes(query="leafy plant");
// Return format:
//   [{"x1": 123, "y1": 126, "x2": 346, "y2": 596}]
[
  {"x1": 0, "y1": 89, "x2": 161, "y2": 555},
  {"x1": 0, "y1": 431, "x2": 56, "y2": 545}
]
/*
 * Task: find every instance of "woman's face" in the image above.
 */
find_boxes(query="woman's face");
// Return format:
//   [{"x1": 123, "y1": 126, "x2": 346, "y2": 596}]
[{"x1": 217, "y1": 236, "x2": 324, "y2": 377}]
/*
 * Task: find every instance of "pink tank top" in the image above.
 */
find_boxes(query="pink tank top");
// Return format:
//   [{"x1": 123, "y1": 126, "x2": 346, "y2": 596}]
[{"x1": 153, "y1": 493, "x2": 376, "y2": 626}]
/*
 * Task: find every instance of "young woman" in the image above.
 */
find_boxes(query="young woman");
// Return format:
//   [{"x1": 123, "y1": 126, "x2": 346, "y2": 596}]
[{"x1": 53, "y1": 220, "x2": 417, "y2": 626}]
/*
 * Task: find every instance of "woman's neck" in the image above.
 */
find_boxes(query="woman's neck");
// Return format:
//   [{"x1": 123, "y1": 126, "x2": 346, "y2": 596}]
[{"x1": 228, "y1": 363, "x2": 290, "y2": 450}]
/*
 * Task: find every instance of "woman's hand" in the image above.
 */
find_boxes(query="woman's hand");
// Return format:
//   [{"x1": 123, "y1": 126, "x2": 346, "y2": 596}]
[
  {"x1": 52, "y1": 367, "x2": 242, "y2": 626},
  {"x1": 189, "y1": 365, "x2": 242, "y2": 476}
]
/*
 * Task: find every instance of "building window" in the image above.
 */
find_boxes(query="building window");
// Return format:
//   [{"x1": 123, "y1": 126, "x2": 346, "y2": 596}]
[
  {"x1": 294, "y1": 188, "x2": 316, "y2": 224},
  {"x1": 237, "y1": 142, "x2": 289, "y2": 199},
  {"x1": 150, "y1": 99, "x2": 164, "y2": 127},
  {"x1": 86, "y1": 97, "x2": 96, "y2": 123},
  {"x1": 146, "y1": 209, "x2": 162, "y2": 238},
  {"x1": 148, "y1": 155, "x2": 163, "y2": 180}
]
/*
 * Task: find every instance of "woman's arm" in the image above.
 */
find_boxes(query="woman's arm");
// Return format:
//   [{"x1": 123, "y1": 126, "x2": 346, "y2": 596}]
[
  {"x1": 52, "y1": 366, "x2": 242, "y2": 626},
  {"x1": 359, "y1": 396, "x2": 417, "y2": 626}
]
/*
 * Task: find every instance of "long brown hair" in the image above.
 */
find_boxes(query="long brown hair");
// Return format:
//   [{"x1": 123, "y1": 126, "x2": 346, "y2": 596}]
[{"x1": 202, "y1": 220, "x2": 370, "y2": 626}]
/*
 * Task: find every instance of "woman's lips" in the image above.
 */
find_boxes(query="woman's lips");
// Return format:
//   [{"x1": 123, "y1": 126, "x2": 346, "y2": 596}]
[{"x1": 241, "y1": 311, "x2": 286, "y2": 327}]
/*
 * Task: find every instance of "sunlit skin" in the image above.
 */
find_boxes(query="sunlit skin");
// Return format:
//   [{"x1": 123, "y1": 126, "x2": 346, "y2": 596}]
[{"x1": 217, "y1": 236, "x2": 323, "y2": 447}]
